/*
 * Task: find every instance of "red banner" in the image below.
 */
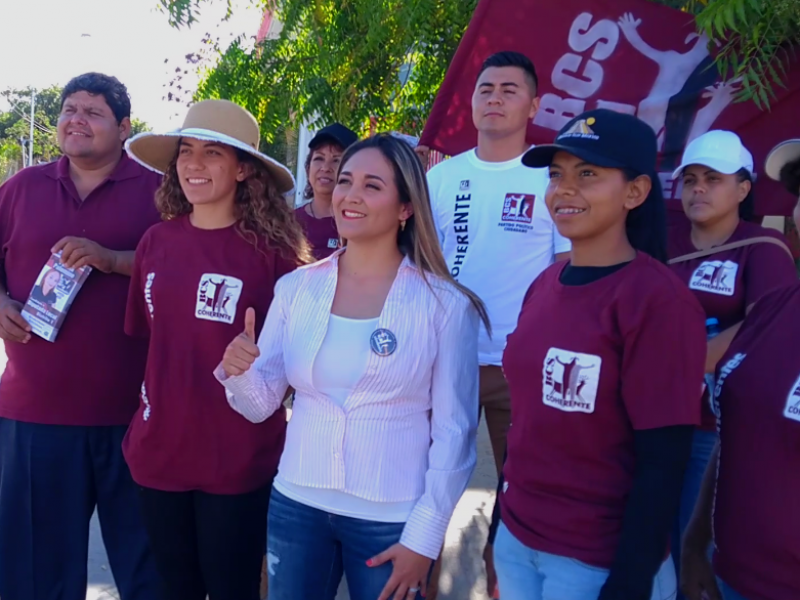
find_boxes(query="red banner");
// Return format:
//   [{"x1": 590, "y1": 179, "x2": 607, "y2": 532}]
[{"x1": 421, "y1": 0, "x2": 800, "y2": 217}]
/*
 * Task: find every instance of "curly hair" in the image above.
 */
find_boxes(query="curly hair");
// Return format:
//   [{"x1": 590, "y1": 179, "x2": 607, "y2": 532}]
[{"x1": 155, "y1": 147, "x2": 312, "y2": 266}]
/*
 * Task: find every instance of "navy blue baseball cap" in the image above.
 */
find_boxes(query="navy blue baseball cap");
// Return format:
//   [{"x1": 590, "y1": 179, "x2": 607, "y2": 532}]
[
  {"x1": 522, "y1": 109, "x2": 657, "y2": 175},
  {"x1": 309, "y1": 123, "x2": 358, "y2": 151}
]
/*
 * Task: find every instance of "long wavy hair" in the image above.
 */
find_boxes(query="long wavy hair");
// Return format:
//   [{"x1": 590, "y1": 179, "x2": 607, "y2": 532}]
[
  {"x1": 156, "y1": 145, "x2": 312, "y2": 265},
  {"x1": 338, "y1": 134, "x2": 491, "y2": 333}
]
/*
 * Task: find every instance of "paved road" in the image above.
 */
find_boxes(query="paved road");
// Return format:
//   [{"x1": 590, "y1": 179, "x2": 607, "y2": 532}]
[{"x1": 0, "y1": 347, "x2": 497, "y2": 600}]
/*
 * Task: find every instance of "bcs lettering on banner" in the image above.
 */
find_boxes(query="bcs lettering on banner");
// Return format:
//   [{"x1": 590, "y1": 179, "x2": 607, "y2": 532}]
[{"x1": 533, "y1": 13, "x2": 636, "y2": 134}]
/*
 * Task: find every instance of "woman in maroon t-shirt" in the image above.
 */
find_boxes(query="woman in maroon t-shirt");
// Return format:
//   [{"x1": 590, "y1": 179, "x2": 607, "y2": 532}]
[
  {"x1": 123, "y1": 99, "x2": 311, "y2": 600},
  {"x1": 679, "y1": 141, "x2": 800, "y2": 600},
  {"x1": 295, "y1": 123, "x2": 359, "y2": 260},
  {"x1": 491, "y1": 109, "x2": 706, "y2": 600},
  {"x1": 667, "y1": 131, "x2": 797, "y2": 587}
]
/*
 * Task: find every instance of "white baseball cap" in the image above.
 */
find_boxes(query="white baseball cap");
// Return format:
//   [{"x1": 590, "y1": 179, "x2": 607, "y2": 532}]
[
  {"x1": 765, "y1": 139, "x2": 800, "y2": 182},
  {"x1": 672, "y1": 130, "x2": 754, "y2": 180}
]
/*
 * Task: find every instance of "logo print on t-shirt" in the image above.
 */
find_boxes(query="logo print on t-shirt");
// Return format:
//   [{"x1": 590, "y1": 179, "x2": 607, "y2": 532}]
[
  {"x1": 783, "y1": 373, "x2": 800, "y2": 423},
  {"x1": 195, "y1": 274, "x2": 243, "y2": 325},
  {"x1": 501, "y1": 193, "x2": 534, "y2": 224},
  {"x1": 460, "y1": 180, "x2": 470, "y2": 190},
  {"x1": 542, "y1": 348, "x2": 602, "y2": 413},
  {"x1": 689, "y1": 260, "x2": 739, "y2": 296}
]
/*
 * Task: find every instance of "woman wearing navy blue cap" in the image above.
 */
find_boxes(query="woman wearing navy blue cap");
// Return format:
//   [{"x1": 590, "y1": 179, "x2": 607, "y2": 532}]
[
  {"x1": 489, "y1": 109, "x2": 706, "y2": 600},
  {"x1": 296, "y1": 123, "x2": 359, "y2": 260}
]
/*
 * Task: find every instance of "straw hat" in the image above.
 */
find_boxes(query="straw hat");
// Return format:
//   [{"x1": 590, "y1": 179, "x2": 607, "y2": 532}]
[{"x1": 125, "y1": 99, "x2": 295, "y2": 193}]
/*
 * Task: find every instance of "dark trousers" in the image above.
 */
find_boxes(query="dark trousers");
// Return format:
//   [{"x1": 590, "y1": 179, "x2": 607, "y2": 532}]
[
  {"x1": 138, "y1": 484, "x2": 271, "y2": 600},
  {"x1": 0, "y1": 418, "x2": 160, "y2": 600}
]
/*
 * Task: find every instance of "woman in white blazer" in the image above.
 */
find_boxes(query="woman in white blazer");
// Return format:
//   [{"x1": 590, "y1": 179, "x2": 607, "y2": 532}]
[{"x1": 217, "y1": 133, "x2": 489, "y2": 600}]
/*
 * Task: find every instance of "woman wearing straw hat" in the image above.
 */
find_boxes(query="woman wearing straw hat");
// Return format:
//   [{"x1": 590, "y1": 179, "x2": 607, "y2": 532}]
[{"x1": 123, "y1": 99, "x2": 311, "y2": 600}]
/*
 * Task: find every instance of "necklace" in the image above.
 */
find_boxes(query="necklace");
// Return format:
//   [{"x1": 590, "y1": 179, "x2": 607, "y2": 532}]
[{"x1": 308, "y1": 202, "x2": 316, "y2": 218}]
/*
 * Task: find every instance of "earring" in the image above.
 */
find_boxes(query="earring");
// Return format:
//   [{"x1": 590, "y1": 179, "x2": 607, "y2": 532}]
[{"x1": 400, "y1": 220, "x2": 406, "y2": 231}]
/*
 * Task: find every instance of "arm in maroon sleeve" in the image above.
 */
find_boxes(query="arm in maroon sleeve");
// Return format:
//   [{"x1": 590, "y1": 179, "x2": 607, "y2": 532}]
[
  {"x1": 743, "y1": 242, "x2": 798, "y2": 307},
  {"x1": 707, "y1": 242, "x2": 796, "y2": 373},
  {"x1": 124, "y1": 233, "x2": 152, "y2": 339},
  {"x1": 599, "y1": 293, "x2": 706, "y2": 600}
]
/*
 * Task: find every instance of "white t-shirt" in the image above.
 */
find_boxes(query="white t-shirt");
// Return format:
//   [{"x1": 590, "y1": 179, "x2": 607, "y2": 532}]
[
  {"x1": 427, "y1": 148, "x2": 571, "y2": 365},
  {"x1": 274, "y1": 314, "x2": 416, "y2": 522}
]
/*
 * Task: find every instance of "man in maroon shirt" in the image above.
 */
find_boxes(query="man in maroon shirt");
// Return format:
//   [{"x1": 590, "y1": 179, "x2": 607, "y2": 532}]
[{"x1": 0, "y1": 73, "x2": 160, "y2": 600}]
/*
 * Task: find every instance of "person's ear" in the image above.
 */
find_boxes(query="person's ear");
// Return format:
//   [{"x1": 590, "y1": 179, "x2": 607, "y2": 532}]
[{"x1": 623, "y1": 174, "x2": 652, "y2": 211}]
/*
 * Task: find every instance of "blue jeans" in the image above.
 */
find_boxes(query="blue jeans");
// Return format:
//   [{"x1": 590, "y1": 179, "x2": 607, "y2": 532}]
[
  {"x1": 494, "y1": 522, "x2": 677, "y2": 600},
  {"x1": 718, "y1": 578, "x2": 749, "y2": 600},
  {"x1": 0, "y1": 418, "x2": 160, "y2": 600},
  {"x1": 672, "y1": 428, "x2": 718, "y2": 600},
  {"x1": 266, "y1": 488, "x2": 425, "y2": 600}
]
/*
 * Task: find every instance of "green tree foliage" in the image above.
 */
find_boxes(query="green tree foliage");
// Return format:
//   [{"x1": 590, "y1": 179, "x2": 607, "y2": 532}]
[
  {"x1": 0, "y1": 87, "x2": 61, "y2": 166},
  {"x1": 162, "y1": 0, "x2": 799, "y2": 140},
  {"x1": 164, "y1": 0, "x2": 478, "y2": 139}
]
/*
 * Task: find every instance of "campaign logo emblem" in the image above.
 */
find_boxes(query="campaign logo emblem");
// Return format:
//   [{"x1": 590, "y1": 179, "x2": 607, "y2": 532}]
[
  {"x1": 542, "y1": 348, "x2": 602, "y2": 414},
  {"x1": 784, "y1": 372, "x2": 800, "y2": 423},
  {"x1": 558, "y1": 117, "x2": 599, "y2": 140},
  {"x1": 501, "y1": 193, "x2": 535, "y2": 224},
  {"x1": 370, "y1": 328, "x2": 397, "y2": 356},
  {"x1": 195, "y1": 274, "x2": 243, "y2": 325},
  {"x1": 327, "y1": 238, "x2": 339, "y2": 249},
  {"x1": 689, "y1": 260, "x2": 739, "y2": 297},
  {"x1": 460, "y1": 180, "x2": 470, "y2": 190}
]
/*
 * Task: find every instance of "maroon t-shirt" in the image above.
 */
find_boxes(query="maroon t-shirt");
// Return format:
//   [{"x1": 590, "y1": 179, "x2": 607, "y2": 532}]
[
  {"x1": 295, "y1": 206, "x2": 339, "y2": 260},
  {"x1": 0, "y1": 155, "x2": 160, "y2": 426},
  {"x1": 124, "y1": 215, "x2": 294, "y2": 494},
  {"x1": 711, "y1": 283, "x2": 800, "y2": 599},
  {"x1": 500, "y1": 253, "x2": 706, "y2": 567},
  {"x1": 668, "y1": 220, "x2": 797, "y2": 430}
]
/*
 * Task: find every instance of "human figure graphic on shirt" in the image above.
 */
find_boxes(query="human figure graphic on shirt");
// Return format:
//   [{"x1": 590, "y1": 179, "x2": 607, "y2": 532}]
[
  {"x1": 667, "y1": 130, "x2": 798, "y2": 600},
  {"x1": 0, "y1": 73, "x2": 163, "y2": 600},
  {"x1": 679, "y1": 149, "x2": 800, "y2": 598},
  {"x1": 123, "y1": 98, "x2": 310, "y2": 600},
  {"x1": 488, "y1": 109, "x2": 707, "y2": 600},
  {"x1": 555, "y1": 356, "x2": 595, "y2": 402}
]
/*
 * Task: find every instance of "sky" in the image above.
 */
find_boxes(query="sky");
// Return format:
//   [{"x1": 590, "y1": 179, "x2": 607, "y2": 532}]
[{"x1": 0, "y1": 0, "x2": 264, "y2": 131}]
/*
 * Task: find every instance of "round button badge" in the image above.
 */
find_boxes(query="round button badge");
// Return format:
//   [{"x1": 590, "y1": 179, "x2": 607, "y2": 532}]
[{"x1": 370, "y1": 329, "x2": 397, "y2": 357}]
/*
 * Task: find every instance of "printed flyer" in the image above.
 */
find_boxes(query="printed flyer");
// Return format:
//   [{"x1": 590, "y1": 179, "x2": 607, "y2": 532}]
[{"x1": 21, "y1": 251, "x2": 92, "y2": 342}]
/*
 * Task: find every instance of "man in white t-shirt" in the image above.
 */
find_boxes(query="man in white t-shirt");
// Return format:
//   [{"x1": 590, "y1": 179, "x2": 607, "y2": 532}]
[{"x1": 428, "y1": 51, "x2": 571, "y2": 475}]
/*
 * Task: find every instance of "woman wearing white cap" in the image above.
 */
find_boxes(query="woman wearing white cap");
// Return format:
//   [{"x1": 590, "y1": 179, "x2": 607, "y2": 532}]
[
  {"x1": 123, "y1": 99, "x2": 311, "y2": 600},
  {"x1": 667, "y1": 130, "x2": 797, "y2": 594},
  {"x1": 677, "y1": 137, "x2": 800, "y2": 600}
]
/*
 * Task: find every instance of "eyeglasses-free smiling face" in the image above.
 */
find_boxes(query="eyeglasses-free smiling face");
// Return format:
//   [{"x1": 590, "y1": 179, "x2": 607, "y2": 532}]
[
  {"x1": 332, "y1": 147, "x2": 413, "y2": 243},
  {"x1": 308, "y1": 143, "x2": 344, "y2": 197},
  {"x1": 57, "y1": 91, "x2": 129, "y2": 161},
  {"x1": 175, "y1": 138, "x2": 246, "y2": 207},
  {"x1": 546, "y1": 151, "x2": 649, "y2": 243}
]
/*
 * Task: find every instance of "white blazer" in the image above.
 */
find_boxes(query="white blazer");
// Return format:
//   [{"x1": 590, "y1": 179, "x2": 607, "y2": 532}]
[{"x1": 217, "y1": 250, "x2": 480, "y2": 559}]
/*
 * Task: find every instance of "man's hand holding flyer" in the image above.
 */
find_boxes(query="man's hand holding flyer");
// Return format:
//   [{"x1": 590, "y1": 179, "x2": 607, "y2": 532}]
[{"x1": 21, "y1": 251, "x2": 92, "y2": 342}]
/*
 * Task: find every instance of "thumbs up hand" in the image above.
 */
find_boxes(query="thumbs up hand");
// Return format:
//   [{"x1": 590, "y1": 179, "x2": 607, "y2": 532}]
[{"x1": 221, "y1": 307, "x2": 261, "y2": 377}]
